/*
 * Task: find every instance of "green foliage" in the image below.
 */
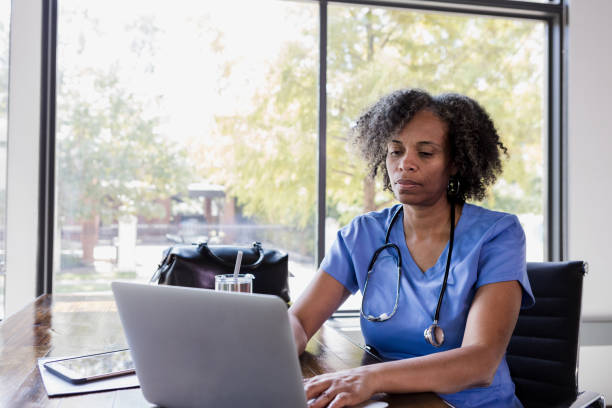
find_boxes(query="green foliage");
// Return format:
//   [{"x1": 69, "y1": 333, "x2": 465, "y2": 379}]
[
  {"x1": 210, "y1": 30, "x2": 319, "y2": 229},
  {"x1": 198, "y1": 6, "x2": 544, "y2": 234},
  {"x1": 56, "y1": 10, "x2": 191, "y2": 225},
  {"x1": 52, "y1": 4, "x2": 545, "y2": 263},
  {"x1": 60, "y1": 253, "x2": 89, "y2": 270},
  {"x1": 326, "y1": 7, "x2": 545, "y2": 220}
]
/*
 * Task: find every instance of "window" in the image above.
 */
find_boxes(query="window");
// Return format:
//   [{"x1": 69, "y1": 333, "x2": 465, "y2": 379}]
[
  {"x1": 0, "y1": 0, "x2": 10, "y2": 319},
  {"x1": 52, "y1": 1, "x2": 561, "y2": 305},
  {"x1": 326, "y1": 5, "x2": 546, "y2": 309},
  {"x1": 55, "y1": 0, "x2": 317, "y2": 295}
]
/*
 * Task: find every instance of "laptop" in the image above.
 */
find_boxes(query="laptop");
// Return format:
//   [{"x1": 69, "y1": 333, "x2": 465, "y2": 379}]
[{"x1": 111, "y1": 282, "x2": 307, "y2": 408}]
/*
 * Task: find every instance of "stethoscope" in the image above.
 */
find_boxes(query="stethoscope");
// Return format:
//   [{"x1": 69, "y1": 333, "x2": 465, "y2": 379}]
[{"x1": 360, "y1": 201, "x2": 456, "y2": 348}]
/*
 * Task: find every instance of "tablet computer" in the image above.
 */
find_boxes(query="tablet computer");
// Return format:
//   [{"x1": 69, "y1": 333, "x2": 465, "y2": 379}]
[{"x1": 43, "y1": 349, "x2": 135, "y2": 384}]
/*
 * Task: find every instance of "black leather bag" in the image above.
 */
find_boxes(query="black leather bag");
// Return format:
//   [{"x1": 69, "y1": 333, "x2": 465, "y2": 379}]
[{"x1": 151, "y1": 241, "x2": 290, "y2": 304}]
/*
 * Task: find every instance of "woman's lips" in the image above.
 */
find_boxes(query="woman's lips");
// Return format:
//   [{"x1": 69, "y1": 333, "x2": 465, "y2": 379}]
[
  {"x1": 396, "y1": 179, "x2": 421, "y2": 186},
  {"x1": 395, "y1": 179, "x2": 421, "y2": 192}
]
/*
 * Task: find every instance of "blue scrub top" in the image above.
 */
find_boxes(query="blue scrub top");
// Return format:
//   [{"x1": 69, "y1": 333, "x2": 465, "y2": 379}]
[{"x1": 320, "y1": 203, "x2": 535, "y2": 408}]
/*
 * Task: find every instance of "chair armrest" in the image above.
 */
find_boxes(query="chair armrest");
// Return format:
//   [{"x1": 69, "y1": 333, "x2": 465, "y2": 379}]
[{"x1": 568, "y1": 391, "x2": 605, "y2": 408}]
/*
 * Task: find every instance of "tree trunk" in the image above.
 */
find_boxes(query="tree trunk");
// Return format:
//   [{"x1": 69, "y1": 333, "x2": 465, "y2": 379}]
[
  {"x1": 221, "y1": 196, "x2": 236, "y2": 243},
  {"x1": 81, "y1": 215, "x2": 100, "y2": 264},
  {"x1": 204, "y1": 198, "x2": 213, "y2": 223},
  {"x1": 363, "y1": 176, "x2": 376, "y2": 213}
]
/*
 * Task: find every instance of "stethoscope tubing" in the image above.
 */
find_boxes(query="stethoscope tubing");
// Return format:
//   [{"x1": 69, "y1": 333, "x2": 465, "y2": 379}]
[
  {"x1": 361, "y1": 202, "x2": 456, "y2": 347},
  {"x1": 434, "y1": 200, "x2": 455, "y2": 324},
  {"x1": 361, "y1": 242, "x2": 402, "y2": 322}
]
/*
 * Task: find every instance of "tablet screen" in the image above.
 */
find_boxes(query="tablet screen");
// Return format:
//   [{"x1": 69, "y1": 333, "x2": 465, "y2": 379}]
[{"x1": 45, "y1": 349, "x2": 135, "y2": 380}]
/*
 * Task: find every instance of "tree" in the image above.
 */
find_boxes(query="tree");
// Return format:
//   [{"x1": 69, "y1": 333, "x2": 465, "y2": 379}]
[
  {"x1": 195, "y1": 5, "x2": 544, "y2": 248},
  {"x1": 57, "y1": 9, "x2": 190, "y2": 263},
  {"x1": 325, "y1": 8, "x2": 544, "y2": 221},
  {"x1": 57, "y1": 67, "x2": 190, "y2": 262},
  {"x1": 212, "y1": 39, "x2": 319, "y2": 231}
]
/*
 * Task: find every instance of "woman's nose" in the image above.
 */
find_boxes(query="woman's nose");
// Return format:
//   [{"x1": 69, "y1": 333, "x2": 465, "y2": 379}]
[{"x1": 398, "y1": 151, "x2": 417, "y2": 172}]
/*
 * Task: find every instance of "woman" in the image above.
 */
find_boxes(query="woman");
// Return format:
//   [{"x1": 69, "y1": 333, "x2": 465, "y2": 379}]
[{"x1": 289, "y1": 89, "x2": 535, "y2": 408}]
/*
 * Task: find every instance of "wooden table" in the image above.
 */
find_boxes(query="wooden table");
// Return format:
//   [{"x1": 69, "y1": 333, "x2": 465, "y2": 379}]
[{"x1": 0, "y1": 294, "x2": 445, "y2": 407}]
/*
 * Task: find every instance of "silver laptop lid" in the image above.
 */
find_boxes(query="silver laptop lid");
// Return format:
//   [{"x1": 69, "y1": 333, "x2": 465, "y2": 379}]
[{"x1": 112, "y1": 282, "x2": 307, "y2": 408}]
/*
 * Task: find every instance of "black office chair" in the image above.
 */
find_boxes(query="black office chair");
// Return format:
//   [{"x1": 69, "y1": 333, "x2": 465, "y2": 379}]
[{"x1": 507, "y1": 261, "x2": 605, "y2": 408}]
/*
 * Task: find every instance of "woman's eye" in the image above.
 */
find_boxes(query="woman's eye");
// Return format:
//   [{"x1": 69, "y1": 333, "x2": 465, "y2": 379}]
[
  {"x1": 388, "y1": 150, "x2": 401, "y2": 156},
  {"x1": 419, "y1": 151, "x2": 433, "y2": 157}
]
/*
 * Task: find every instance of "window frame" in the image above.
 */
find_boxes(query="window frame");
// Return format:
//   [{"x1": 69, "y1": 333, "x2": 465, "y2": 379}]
[
  {"x1": 38, "y1": 0, "x2": 57, "y2": 295},
  {"x1": 38, "y1": 0, "x2": 567, "y2": 296}
]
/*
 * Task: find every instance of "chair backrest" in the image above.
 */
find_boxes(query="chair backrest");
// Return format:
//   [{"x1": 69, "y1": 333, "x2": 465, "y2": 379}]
[{"x1": 507, "y1": 261, "x2": 586, "y2": 408}]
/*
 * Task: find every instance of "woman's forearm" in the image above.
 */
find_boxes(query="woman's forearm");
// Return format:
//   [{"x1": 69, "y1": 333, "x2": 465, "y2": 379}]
[
  {"x1": 289, "y1": 312, "x2": 309, "y2": 355},
  {"x1": 362, "y1": 282, "x2": 521, "y2": 396},
  {"x1": 287, "y1": 270, "x2": 352, "y2": 356},
  {"x1": 362, "y1": 344, "x2": 500, "y2": 395}
]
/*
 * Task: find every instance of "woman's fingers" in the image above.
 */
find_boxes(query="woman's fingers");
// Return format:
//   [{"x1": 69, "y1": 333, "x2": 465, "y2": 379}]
[
  {"x1": 327, "y1": 391, "x2": 355, "y2": 408},
  {"x1": 304, "y1": 376, "x2": 332, "y2": 400},
  {"x1": 304, "y1": 370, "x2": 372, "y2": 408},
  {"x1": 305, "y1": 375, "x2": 346, "y2": 408},
  {"x1": 307, "y1": 389, "x2": 336, "y2": 408}
]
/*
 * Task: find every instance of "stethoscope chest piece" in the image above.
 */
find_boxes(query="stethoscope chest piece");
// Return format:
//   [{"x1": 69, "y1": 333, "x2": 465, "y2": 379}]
[
  {"x1": 363, "y1": 202, "x2": 456, "y2": 350},
  {"x1": 424, "y1": 321, "x2": 445, "y2": 347}
]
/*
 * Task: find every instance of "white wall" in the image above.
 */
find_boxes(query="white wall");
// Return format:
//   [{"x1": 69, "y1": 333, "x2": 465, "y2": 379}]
[
  {"x1": 4, "y1": 0, "x2": 42, "y2": 316},
  {"x1": 569, "y1": 0, "x2": 612, "y2": 321},
  {"x1": 568, "y1": 0, "x2": 612, "y2": 400}
]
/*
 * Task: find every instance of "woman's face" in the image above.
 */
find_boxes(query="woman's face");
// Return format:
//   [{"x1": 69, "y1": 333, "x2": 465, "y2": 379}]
[{"x1": 386, "y1": 109, "x2": 453, "y2": 207}]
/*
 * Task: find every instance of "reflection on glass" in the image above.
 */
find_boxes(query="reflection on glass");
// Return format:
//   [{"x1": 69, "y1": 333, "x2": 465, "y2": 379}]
[
  {"x1": 326, "y1": 5, "x2": 546, "y2": 309},
  {"x1": 55, "y1": 0, "x2": 317, "y2": 299},
  {"x1": 0, "y1": 1, "x2": 11, "y2": 320},
  {"x1": 46, "y1": 349, "x2": 134, "y2": 378}
]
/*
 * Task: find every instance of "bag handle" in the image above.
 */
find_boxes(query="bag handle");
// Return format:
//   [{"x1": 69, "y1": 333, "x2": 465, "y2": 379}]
[{"x1": 197, "y1": 241, "x2": 265, "y2": 270}]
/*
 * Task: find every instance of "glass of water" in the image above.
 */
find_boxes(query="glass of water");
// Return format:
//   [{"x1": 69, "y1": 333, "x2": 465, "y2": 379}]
[{"x1": 214, "y1": 274, "x2": 255, "y2": 293}]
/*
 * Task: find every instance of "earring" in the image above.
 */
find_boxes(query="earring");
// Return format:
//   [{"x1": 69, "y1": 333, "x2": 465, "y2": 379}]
[{"x1": 447, "y1": 176, "x2": 460, "y2": 197}]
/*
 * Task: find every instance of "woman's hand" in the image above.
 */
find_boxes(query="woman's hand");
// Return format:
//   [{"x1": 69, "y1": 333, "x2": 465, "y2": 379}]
[{"x1": 304, "y1": 367, "x2": 378, "y2": 408}]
